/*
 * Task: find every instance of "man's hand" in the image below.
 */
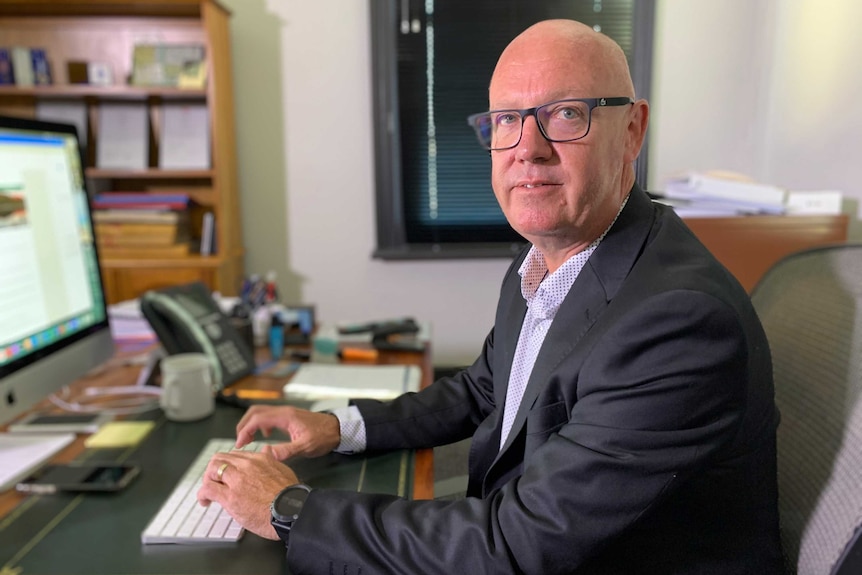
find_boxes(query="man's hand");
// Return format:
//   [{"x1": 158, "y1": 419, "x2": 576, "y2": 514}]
[
  {"x1": 196, "y1": 450, "x2": 300, "y2": 540},
  {"x1": 234, "y1": 405, "x2": 341, "y2": 461}
]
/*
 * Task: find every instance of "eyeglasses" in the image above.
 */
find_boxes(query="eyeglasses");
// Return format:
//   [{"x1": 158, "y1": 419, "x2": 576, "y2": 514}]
[{"x1": 466, "y1": 97, "x2": 634, "y2": 151}]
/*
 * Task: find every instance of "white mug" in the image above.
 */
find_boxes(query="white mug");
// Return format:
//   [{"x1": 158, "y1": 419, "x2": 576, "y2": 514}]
[{"x1": 159, "y1": 353, "x2": 216, "y2": 422}]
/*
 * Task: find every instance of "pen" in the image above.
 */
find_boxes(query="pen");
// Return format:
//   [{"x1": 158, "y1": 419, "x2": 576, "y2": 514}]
[
  {"x1": 339, "y1": 347, "x2": 380, "y2": 361},
  {"x1": 234, "y1": 389, "x2": 282, "y2": 400}
]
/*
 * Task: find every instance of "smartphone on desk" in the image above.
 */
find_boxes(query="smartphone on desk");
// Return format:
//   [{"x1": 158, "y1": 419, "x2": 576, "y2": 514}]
[
  {"x1": 9, "y1": 412, "x2": 112, "y2": 434},
  {"x1": 16, "y1": 462, "x2": 140, "y2": 494}
]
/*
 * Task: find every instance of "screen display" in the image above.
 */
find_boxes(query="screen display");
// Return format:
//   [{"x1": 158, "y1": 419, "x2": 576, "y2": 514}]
[{"x1": 0, "y1": 124, "x2": 108, "y2": 374}]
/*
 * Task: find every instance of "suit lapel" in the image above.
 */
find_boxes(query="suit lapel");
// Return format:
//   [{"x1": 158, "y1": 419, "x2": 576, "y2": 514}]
[{"x1": 494, "y1": 186, "x2": 657, "y2": 459}]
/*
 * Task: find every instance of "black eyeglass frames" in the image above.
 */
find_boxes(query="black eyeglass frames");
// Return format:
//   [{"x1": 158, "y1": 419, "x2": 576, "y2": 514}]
[{"x1": 466, "y1": 97, "x2": 634, "y2": 150}]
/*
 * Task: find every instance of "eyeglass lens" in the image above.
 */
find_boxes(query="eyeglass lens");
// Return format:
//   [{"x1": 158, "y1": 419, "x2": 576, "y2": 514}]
[{"x1": 481, "y1": 100, "x2": 591, "y2": 149}]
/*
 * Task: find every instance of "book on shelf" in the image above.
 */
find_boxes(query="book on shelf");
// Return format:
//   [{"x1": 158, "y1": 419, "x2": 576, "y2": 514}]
[
  {"x1": 10, "y1": 46, "x2": 32, "y2": 86},
  {"x1": 93, "y1": 192, "x2": 190, "y2": 202},
  {"x1": 30, "y1": 48, "x2": 51, "y2": 85},
  {"x1": 0, "y1": 49, "x2": 13, "y2": 85},
  {"x1": 92, "y1": 202, "x2": 189, "y2": 211},
  {"x1": 92, "y1": 209, "x2": 186, "y2": 225},
  {"x1": 96, "y1": 102, "x2": 148, "y2": 170},
  {"x1": 99, "y1": 242, "x2": 191, "y2": 259},
  {"x1": 199, "y1": 212, "x2": 215, "y2": 256},
  {"x1": 92, "y1": 192, "x2": 190, "y2": 211},
  {"x1": 96, "y1": 229, "x2": 187, "y2": 248}
]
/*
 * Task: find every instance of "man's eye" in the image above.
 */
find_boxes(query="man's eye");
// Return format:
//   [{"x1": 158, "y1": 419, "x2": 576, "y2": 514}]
[
  {"x1": 554, "y1": 106, "x2": 583, "y2": 121},
  {"x1": 495, "y1": 113, "x2": 519, "y2": 127}
]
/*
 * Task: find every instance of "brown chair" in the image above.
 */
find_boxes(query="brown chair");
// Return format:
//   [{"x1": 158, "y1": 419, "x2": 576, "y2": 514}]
[{"x1": 750, "y1": 244, "x2": 862, "y2": 575}]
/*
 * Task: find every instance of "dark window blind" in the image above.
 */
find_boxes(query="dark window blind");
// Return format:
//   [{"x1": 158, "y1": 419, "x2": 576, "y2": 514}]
[{"x1": 372, "y1": 0, "x2": 654, "y2": 259}]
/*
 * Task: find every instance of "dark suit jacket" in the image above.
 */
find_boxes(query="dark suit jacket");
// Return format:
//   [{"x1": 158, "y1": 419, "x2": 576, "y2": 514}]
[{"x1": 287, "y1": 186, "x2": 784, "y2": 574}]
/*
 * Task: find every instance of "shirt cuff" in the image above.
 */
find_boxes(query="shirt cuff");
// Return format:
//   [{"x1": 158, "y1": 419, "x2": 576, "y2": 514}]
[{"x1": 330, "y1": 405, "x2": 367, "y2": 454}]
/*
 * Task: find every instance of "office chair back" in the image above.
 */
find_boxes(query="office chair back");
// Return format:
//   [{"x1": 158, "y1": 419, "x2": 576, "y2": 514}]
[{"x1": 750, "y1": 244, "x2": 862, "y2": 575}]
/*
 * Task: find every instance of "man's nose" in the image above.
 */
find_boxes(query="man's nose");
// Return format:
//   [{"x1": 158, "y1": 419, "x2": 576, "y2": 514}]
[{"x1": 516, "y1": 115, "x2": 552, "y2": 161}]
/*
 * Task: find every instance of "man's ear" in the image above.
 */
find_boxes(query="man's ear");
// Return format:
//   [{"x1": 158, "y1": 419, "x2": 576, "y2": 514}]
[{"x1": 624, "y1": 100, "x2": 649, "y2": 164}]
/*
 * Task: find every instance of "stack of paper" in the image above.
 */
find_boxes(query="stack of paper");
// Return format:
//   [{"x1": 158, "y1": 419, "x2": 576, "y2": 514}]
[
  {"x1": 108, "y1": 299, "x2": 157, "y2": 343},
  {"x1": 159, "y1": 103, "x2": 210, "y2": 169},
  {"x1": 658, "y1": 172, "x2": 787, "y2": 217},
  {"x1": 96, "y1": 102, "x2": 148, "y2": 170}
]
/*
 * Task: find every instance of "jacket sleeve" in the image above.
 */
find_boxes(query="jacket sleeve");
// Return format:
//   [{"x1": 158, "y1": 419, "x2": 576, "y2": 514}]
[
  {"x1": 286, "y1": 290, "x2": 755, "y2": 575},
  {"x1": 350, "y1": 324, "x2": 498, "y2": 451}
]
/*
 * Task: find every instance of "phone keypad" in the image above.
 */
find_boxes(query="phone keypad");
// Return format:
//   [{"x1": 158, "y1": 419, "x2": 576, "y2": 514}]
[{"x1": 216, "y1": 341, "x2": 249, "y2": 375}]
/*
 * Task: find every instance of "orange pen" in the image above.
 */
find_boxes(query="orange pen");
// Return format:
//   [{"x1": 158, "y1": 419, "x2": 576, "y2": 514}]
[{"x1": 338, "y1": 347, "x2": 380, "y2": 361}]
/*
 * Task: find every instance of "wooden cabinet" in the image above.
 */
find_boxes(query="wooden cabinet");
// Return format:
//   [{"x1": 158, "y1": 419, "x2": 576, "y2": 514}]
[
  {"x1": 0, "y1": 0, "x2": 243, "y2": 304},
  {"x1": 684, "y1": 214, "x2": 849, "y2": 292}
]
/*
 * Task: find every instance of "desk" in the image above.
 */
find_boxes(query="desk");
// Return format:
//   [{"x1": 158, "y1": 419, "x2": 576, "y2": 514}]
[{"x1": 0, "y1": 346, "x2": 435, "y2": 575}]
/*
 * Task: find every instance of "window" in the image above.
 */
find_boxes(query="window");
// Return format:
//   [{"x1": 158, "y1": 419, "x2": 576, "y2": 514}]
[{"x1": 371, "y1": 0, "x2": 655, "y2": 259}]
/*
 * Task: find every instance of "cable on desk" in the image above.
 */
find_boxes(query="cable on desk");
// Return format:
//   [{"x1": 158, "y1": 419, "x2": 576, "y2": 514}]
[{"x1": 49, "y1": 383, "x2": 161, "y2": 416}]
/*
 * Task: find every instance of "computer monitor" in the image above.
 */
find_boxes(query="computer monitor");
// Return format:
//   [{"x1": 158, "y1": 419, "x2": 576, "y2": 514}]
[{"x1": 0, "y1": 115, "x2": 114, "y2": 426}]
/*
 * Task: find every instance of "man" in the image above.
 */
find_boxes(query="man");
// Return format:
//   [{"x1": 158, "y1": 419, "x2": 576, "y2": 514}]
[{"x1": 198, "y1": 20, "x2": 784, "y2": 574}]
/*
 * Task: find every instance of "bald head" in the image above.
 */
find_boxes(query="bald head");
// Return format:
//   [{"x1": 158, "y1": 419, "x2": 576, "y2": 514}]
[{"x1": 490, "y1": 19, "x2": 635, "y2": 102}]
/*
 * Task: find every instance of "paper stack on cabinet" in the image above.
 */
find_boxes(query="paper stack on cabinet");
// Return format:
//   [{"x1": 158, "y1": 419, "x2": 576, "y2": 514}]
[{"x1": 658, "y1": 172, "x2": 787, "y2": 217}]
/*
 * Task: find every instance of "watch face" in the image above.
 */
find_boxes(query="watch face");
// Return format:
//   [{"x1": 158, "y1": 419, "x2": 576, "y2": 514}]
[{"x1": 273, "y1": 485, "x2": 311, "y2": 521}]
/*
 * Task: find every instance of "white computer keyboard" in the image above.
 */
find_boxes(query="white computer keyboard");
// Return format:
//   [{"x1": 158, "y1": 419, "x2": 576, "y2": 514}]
[{"x1": 141, "y1": 438, "x2": 263, "y2": 544}]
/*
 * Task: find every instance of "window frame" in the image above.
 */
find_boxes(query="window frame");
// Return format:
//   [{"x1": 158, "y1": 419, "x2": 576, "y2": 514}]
[{"x1": 371, "y1": 0, "x2": 656, "y2": 260}]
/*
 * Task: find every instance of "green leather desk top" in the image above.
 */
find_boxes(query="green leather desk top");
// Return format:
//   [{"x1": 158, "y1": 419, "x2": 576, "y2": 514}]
[{"x1": 0, "y1": 405, "x2": 413, "y2": 575}]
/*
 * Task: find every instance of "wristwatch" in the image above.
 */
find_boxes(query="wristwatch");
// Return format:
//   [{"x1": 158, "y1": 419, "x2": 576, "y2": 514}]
[{"x1": 270, "y1": 483, "x2": 312, "y2": 547}]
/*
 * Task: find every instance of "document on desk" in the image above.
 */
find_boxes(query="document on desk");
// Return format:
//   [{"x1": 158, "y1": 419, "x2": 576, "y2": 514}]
[
  {"x1": 284, "y1": 364, "x2": 421, "y2": 410},
  {"x1": 0, "y1": 432, "x2": 76, "y2": 491}
]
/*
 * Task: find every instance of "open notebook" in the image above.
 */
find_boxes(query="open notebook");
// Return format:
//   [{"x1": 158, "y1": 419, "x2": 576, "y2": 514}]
[
  {"x1": 283, "y1": 364, "x2": 421, "y2": 411},
  {"x1": 0, "y1": 432, "x2": 76, "y2": 491}
]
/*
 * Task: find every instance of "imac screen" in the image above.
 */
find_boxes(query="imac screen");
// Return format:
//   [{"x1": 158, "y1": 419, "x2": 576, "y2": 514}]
[{"x1": 0, "y1": 115, "x2": 113, "y2": 426}]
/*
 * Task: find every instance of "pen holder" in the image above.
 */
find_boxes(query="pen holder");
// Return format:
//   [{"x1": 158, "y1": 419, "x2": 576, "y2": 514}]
[{"x1": 311, "y1": 327, "x2": 339, "y2": 364}]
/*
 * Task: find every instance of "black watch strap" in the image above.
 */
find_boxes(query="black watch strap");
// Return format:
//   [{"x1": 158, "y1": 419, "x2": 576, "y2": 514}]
[{"x1": 270, "y1": 483, "x2": 312, "y2": 547}]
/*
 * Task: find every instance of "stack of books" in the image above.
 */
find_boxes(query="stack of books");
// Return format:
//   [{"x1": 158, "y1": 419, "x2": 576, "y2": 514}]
[
  {"x1": 92, "y1": 192, "x2": 191, "y2": 258},
  {"x1": 0, "y1": 46, "x2": 51, "y2": 86}
]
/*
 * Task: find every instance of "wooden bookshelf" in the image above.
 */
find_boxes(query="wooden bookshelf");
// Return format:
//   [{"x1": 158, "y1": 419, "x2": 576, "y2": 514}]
[{"x1": 0, "y1": 0, "x2": 244, "y2": 304}]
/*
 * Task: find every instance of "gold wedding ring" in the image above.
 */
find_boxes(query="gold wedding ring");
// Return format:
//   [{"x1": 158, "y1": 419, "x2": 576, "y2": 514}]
[{"x1": 216, "y1": 462, "x2": 229, "y2": 483}]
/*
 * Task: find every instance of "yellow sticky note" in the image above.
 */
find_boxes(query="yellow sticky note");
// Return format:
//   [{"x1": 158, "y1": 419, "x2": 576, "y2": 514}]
[{"x1": 84, "y1": 421, "x2": 155, "y2": 448}]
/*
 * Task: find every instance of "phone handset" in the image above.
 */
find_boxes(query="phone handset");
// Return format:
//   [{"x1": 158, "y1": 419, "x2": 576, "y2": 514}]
[{"x1": 140, "y1": 291, "x2": 225, "y2": 389}]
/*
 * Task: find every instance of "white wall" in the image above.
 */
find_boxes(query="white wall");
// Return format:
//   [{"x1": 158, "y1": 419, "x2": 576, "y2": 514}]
[
  {"x1": 253, "y1": 0, "x2": 862, "y2": 366},
  {"x1": 265, "y1": 0, "x2": 507, "y2": 366},
  {"x1": 761, "y1": 1, "x2": 862, "y2": 213},
  {"x1": 650, "y1": 0, "x2": 862, "y2": 231},
  {"x1": 649, "y1": 0, "x2": 775, "y2": 185}
]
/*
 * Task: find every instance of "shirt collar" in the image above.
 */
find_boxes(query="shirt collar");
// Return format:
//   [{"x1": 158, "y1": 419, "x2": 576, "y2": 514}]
[{"x1": 518, "y1": 193, "x2": 630, "y2": 318}]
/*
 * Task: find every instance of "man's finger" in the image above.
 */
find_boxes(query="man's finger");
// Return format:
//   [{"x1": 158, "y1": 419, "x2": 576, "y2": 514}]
[
  {"x1": 197, "y1": 476, "x2": 228, "y2": 505},
  {"x1": 263, "y1": 441, "x2": 297, "y2": 461}
]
